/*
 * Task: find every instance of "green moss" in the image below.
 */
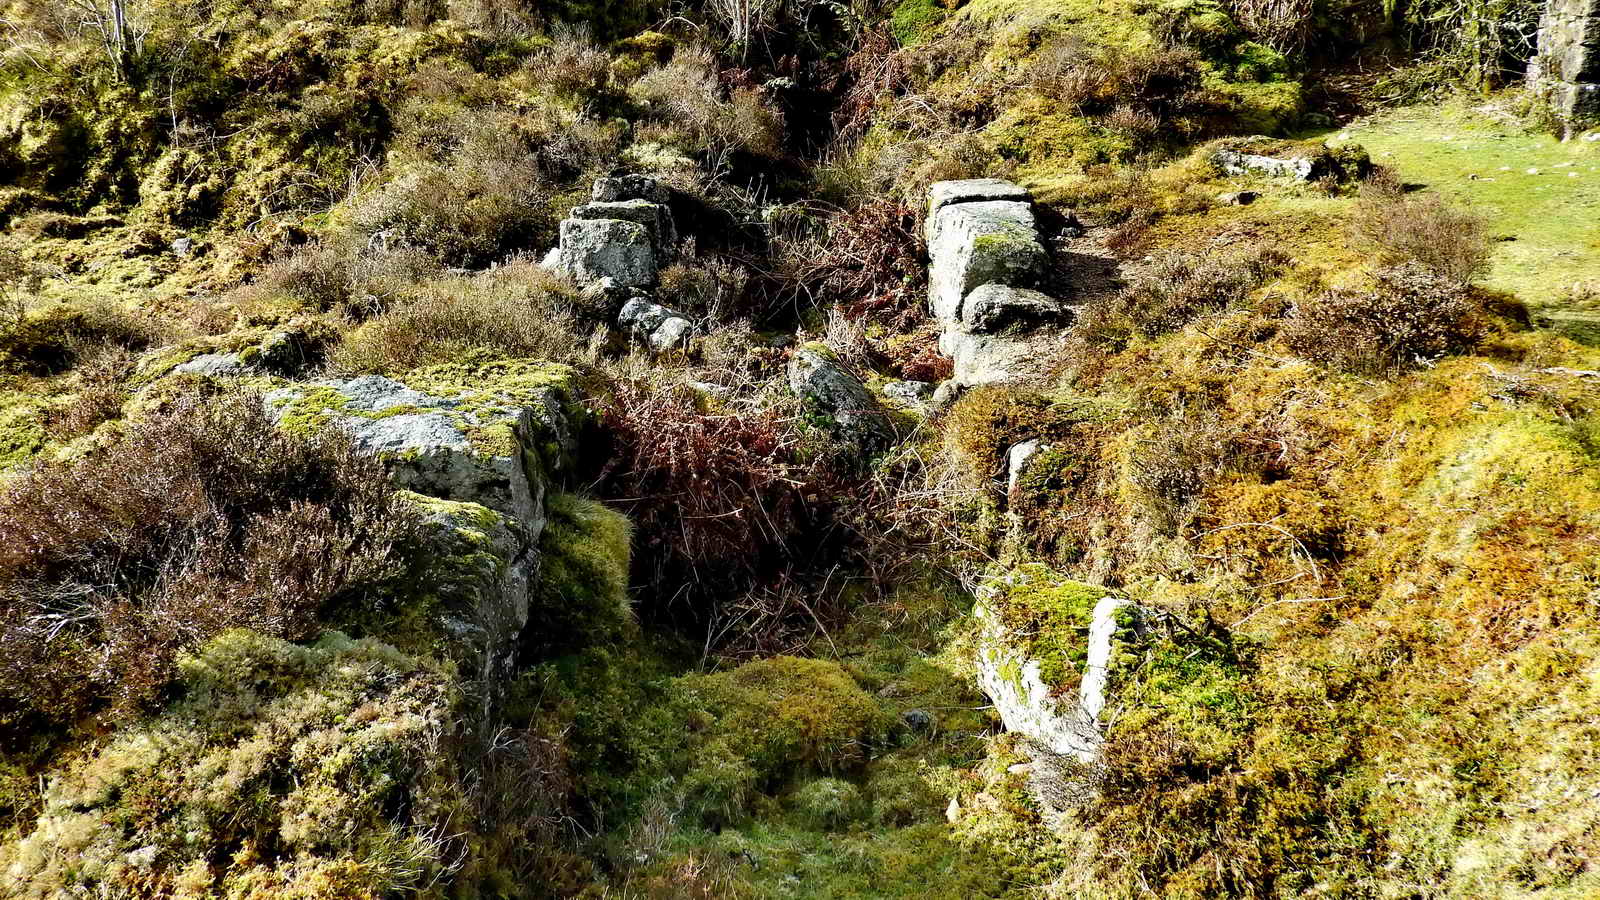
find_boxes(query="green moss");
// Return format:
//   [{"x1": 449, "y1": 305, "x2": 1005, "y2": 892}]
[
  {"x1": 526, "y1": 492, "x2": 633, "y2": 654},
  {"x1": 0, "y1": 390, "x2": 48, "y2": 473},
  {"x1": 0, "y1": 630, "x2": 469, "y2": 899},
  {"x1": 890, "y1": 0, "x2": 950, "y2": 47},
  {"x1": 981, "y1": 564, "x2": 1112, "y2": 688},
  {"x1": 788, "y1": 776, "x2": 867, "y2": 831}
]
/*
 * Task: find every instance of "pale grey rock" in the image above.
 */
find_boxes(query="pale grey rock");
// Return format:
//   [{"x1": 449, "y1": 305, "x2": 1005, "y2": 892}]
[
  {"x1": 571, "y1": 198, "x2": 676, "y2": 257},
  {"x1": 1213, "y1": 149, "x2": 1315, "y2": 181},
  {"x1": 618, "y1": 297, "x2": 694, "y2": 353},
  {"x1": 930, "y1": 380, "x2": 963, "y2": 411},
  {"x1": 962, "y1": 283, "x2": 1069, "y2": 334},
  {"x1": 788, "y1": 348, "x2": 893, "y2": 451},
  {"x1": 173, "y1": 351, "x2": 250, "y2": 377},
  {"x1": 927, "y1": 178, "x2": 1032, "y2": 217},
  {"x1": 1530, "y1": 0, "x2": 1600, "y2": 123},
  {"x1": 265, "y1": 375, "x2": 569, "y2": 535},
  {"x1": 882, "y1": 380, "x2": 934, "y2": 411},
  {"x1": 554, "y1": 218, "x2": 656, "y2": 289},
  {"x1": 972, "y1": 583, "x2": 1133, "y2": 763},
  {"x1": 1217, "y1": 190, "x2": 1258, "y2": 206},
  {"x1": 170, "y1": 236, "x2": 193, "y2": 257},
  {"x1": 649, "y1": 316, "x2": 694, "y2": 353},
  {"x1": 1006, "y1": 439, "x2": 1044, "y2": 497},
  {"x1": 927, "y1": 200, "x2": 1047, "y2": 327},
  {"x1": 943, "y1": 331, "x2": 1038, "y2": 387}
]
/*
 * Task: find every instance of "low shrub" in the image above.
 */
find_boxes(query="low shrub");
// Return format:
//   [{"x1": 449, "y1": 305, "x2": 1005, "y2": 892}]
[
  {"x1": 0, "y1": 390, "x2": 417, "y2": 732},
  {"x1": 594, "y1": 378, "x2": 815, "y2": 622},
  {"x1": 331, "y1": 262, "x2": 587, "y2": 374},
  {"x1": 1077, "y1": 244, "x2": 1289, "y2": 347},
  {"x1": 631, "y1": 47, "x2": 784, "y2": 172},
  {"x1": 1283, "y1": 261, "x2": 1488, "y2": 374},
  {"x1": 1352, "y1": 170, "x2": 1492, "y2": 286},
  {"x1": 41, "y1": 345, "x2": 137, "y2": 440},
  {"x1": 1128, "y1": 410, "x2": 1241, "y2": 534},
  {"x1": 0, "y1": 299, "x2": 165, "y2": 376}
]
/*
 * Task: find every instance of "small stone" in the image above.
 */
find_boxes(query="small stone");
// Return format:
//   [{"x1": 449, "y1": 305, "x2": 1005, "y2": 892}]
[
  {"x1": 1006, "y1": 439, "x2": 1045, "y2": 496},
  {"x1": 883, "y1": 380, "x2": 934, "y2": 410},
  {"x1": 787, "y1": 348, "x2": 894, "y2": 452},
  {"x1": 1217, "y1": 190, "x2": 1258, "y2": 205},
  {"x1": 901, "y1": 708, "x2": 933, "y2": 732},
  {"x1": 1528, "y1": 167, "x2": 1541, "y2": 175},
  {"x1": 930, "y1": 380, "x2": 964, "y2": 411},
  {"x1": 170, "y1": 236, "x2": 193, "y2": 257}
]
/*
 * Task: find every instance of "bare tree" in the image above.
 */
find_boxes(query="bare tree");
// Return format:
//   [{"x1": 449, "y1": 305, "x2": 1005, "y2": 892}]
[{"x1": 62, "y1": 0, "x2": 148, "y2": 80}]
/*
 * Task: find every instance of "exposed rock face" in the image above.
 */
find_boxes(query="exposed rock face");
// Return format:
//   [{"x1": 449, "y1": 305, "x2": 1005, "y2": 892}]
[
  {"x1": 927, "y1": 199, "x2": 1046, "y2": 325},
  {"x1": 554, "y1": 217, "x2": 656, "y2": 289},
  {"x1": 960, "y1": 283, "x2": 1069, "y2": 335},
  {"x1": 788, "y1": 348, "x2": 893, "y2": 451},
  {"x1": 972, "y1": 579, "x2": 1133, "y2": 764},
  {"x1": 264, "y1": 362, "x2": 585, "y2": 702},
  {"x1": 925, "y1": 179, "x2": 1072, "y2": 387},
  {"x1": 618, "y1": 296, "x2": 695, "y2": 353},
  {"x1": 1531, "y1": 0, "x2": 1600, "y2": 124},
  {"x1": 1006, "y1": 439, "x2": 1045, "y2": 497}
]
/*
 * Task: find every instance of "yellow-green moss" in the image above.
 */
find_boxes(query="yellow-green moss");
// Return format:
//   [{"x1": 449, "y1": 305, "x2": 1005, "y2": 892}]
[{"x1": 526, "y1": 492, "x2": 633, "y2": 652}]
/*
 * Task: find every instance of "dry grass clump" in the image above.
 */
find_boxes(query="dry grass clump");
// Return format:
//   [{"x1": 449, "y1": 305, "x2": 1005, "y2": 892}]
[
  {"x1": 0, "y1": 298, "x2": 167, "y2": 376},
  {"x1": 631, "y1": 47, "x2": 785, "y2": 172},
  {"x1": 1283, "y1": 262, "x2": 1488, "y2": 375},
  {"x1": 332, "y1": 261, "x2": 589, "y2": 374},
  {"x1": 0, "y1": 390, "x2": 417, "y2": 732},
  {"x1": 1352, "y1": 170, "x2": 1492, "y2": 286},
  {"x1": 41, "y1": 345, "x2": 137, "y2": 440},
  {"x1": 1076, "y1": 244, "x2": 1289, "y2": 347},
  {"x1": 1129, "y1": 410, "x2": 1242, "y2": 535}
]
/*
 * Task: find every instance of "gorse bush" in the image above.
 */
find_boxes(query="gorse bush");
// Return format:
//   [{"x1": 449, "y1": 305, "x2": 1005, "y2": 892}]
[
  {"x1": 1283, "y1": 261, "x2": 1487, "y2": 374},
  {"x1": 1352, "y1": 169, "x2": 1492, "y2": 285},
  {"x1": 0, "y1": 390, "x2": 417, "y2": 732}
]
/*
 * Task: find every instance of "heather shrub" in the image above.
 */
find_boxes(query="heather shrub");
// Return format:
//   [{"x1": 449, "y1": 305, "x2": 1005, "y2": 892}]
[
  {"x1": 350, "y1": 110, "x2": 559, "y2": 268},
  {"x1": 331, "y1": 261, "x2": 588, "y2": 373},
  {"x1": 41, "y1": 345, "x2": 137, "y2": 440},
  {"x1": 1283, "y1": 262, "x2": 1488, "y2": 374},
  {"x1": 594, "y1": 377, "x2": 839, "y2": 632},
  {"x1": 1352, "y1": 170, "x2": 1492, "y2": 286},
  {"x1": 1077, "y1": 244, "x2": 1289, "y2": 346},
  {"x1": 0, "y1": 299, "x2": 165, "y2": 376},
  {"x1": 0, "y1": 390, "x2": 417, "y2": 732},
  {"x1": 1129, "y1": 410, "x2": 1241, "y2": 534},
  {"x1": 630, "y1": 47, "x2": 784, "y2": 171}
]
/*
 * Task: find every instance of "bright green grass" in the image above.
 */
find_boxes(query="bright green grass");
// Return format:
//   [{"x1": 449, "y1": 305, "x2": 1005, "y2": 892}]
[{"x1": 1316, "y1": 99, "x2": 1600, "y2": 339}]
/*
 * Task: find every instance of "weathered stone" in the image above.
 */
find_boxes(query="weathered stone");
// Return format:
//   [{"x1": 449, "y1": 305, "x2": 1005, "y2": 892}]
[
  {"x1": 571, "y1": 198, "x2": 676, "y2": 257},
  {"x1": 553, "y1": 217, "x2": 656, "y2": 289},
  {"x1": 930, "y1": 380, "x2": 964, "y2": 411},
  {"x1": 173, "y1": 351, "x2": 250, "y2": 377},
  {"x1": 264, "y1": 363, "x2": 582, "y2": 536},
  {"x1": 648, "y1": 315, "x2": 694, "y2": 353},
  {"x1": 618, "y1": 297, "x2": 694, "y2": 353},
  {"x1": 928, "y1": 200, "x2": 1047, "y2": 326},
  {"x1": 1217, "y1": 190, "x2": 1258, "y2": 206},
  {"x1": 972, "y1": 579, "x2": 1133, "y2": 764},
  {"x1": 407, "y1": 493, "x2": 533, "y2": 709},
  {"x1": 962, "y1": 283, "x2": 1069, "y2": 334},
  {"x1": 1212, "y1": 149, "x2": 1316, "y2": 180},
  {"x1": 943, "y1": 331, "x2": 1039, "y2": 387},
  {"x1": 170, "y1": 236, "x2": 194, "y2": 257},
  {"x1": 927, "y1": 177, "x2": 1032, "y2": 217},
  {"x1": 1006, "y1": 439, "x2": 1044, "y2": 497},
  {"x1": 788, "y1": 348, "x2": 893, "y2": 451},
  {"x1": 1531, "y1": 0, "x2": 1600, "y2": 127},
  {"x1": 592, "y1": 173, "x2": 670, "y2": 205},
  {"x1": 882, "y1": 380, "x2": 934, "y2": 411},
  {"x1": 901, "y1": 708, "x2": 934, "y2": 732}
]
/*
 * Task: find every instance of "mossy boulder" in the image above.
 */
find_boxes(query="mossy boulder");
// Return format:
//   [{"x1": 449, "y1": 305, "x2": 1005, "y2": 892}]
[
  {"x1": 265, "y1": 360, "x2": 585, "y2": 535},
  {"x1": 0, "y1": 631, "x2": 469, "y2": 899},
  {"x1": 970, "y1": 565, "x2": 1135, "y2": 762}
]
